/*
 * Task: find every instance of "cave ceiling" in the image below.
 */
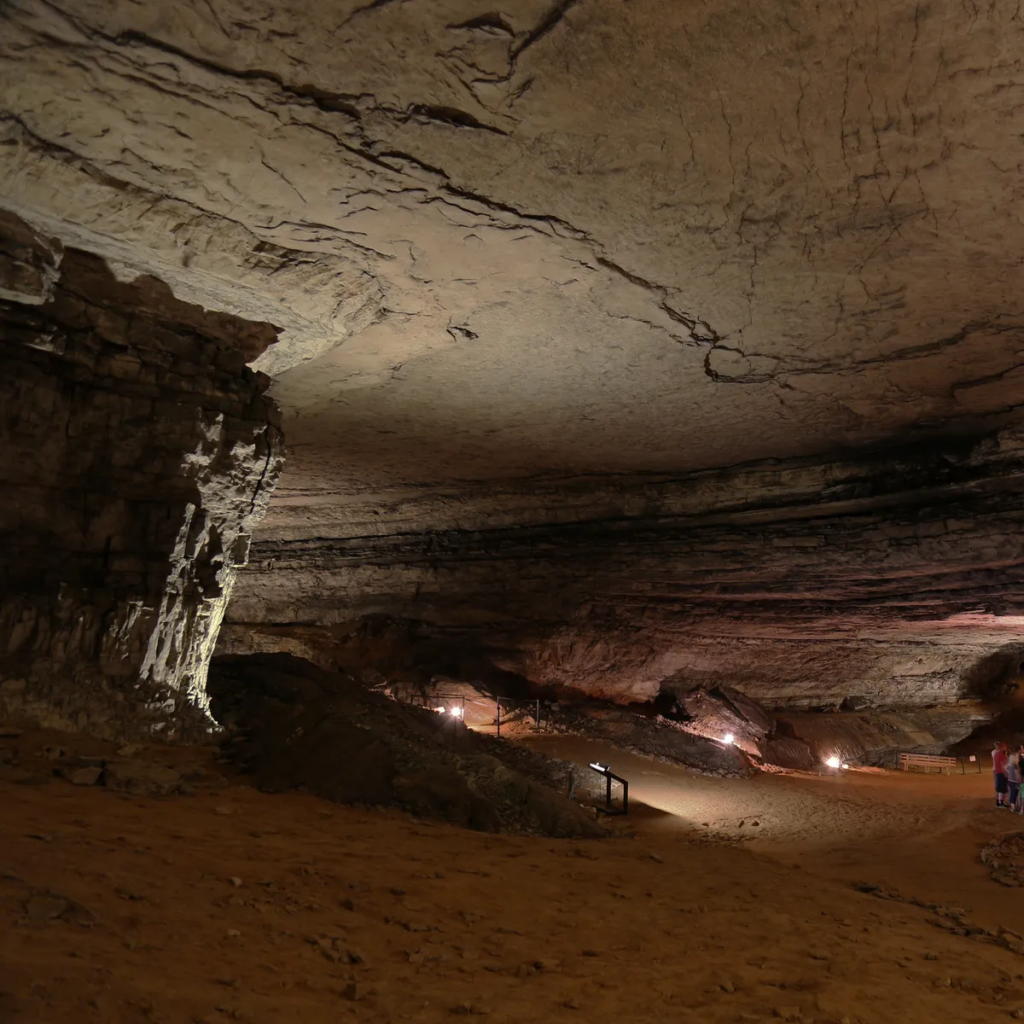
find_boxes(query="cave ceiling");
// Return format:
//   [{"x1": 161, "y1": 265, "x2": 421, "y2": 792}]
[
  {"x1": 5, "y1": 0, "x2": 1024, "y2": 709},
  {"x1": 4, "y1": 0, "x2": 1024, "y2": 514}
]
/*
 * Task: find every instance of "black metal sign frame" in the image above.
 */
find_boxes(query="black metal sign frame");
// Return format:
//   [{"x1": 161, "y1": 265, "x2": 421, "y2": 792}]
[{"x1": 587, "y1": 761, "x2": 629, "y2": 815}]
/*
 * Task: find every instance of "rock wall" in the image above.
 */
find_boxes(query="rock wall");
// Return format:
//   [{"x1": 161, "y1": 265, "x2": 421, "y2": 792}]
[
  {"x1": 228, "y1": 429, "x2": 1024, "y2": 712},
  {"x1": 774, "y1": 706, "x2": 995, "y2": 767},
  {"x1": 0, "y1": 211, "x2": 284, "y2": 739}
]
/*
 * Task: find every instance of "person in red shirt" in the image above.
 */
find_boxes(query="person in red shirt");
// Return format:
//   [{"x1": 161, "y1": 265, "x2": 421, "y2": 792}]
[{"x1": 993, "y1": 742, "x2": 1010, "y2": 808}]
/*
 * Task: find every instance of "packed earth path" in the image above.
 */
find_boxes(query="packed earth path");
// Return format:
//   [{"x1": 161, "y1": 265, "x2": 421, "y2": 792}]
[
  {"x1": 3, "y1": 730, "x2": 1024, "y2": 1024},
  {"x1": 522, "y1": 734, "x2": 1023, "y2": 934}
]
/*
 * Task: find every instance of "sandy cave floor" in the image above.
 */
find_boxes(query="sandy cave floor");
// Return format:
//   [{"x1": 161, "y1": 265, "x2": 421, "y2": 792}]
[
  {"x1": 521, "y1": 735, "x2": 1023, "y2": 934},
  {"x1": 3, "y1": 730, "x2": 1024, "y2": 1023}
]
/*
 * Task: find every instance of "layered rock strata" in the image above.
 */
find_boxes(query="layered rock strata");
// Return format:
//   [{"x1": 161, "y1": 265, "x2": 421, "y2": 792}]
[
  {"x1": 229, "y1": 429, "x2": 1024, "y2": 714},
  {"x1": 0, "y1": 212, "x2": 283, "y2": 739},
  {"x1": 4, "y1": 0, "x2": 1024, "y2": 488}
]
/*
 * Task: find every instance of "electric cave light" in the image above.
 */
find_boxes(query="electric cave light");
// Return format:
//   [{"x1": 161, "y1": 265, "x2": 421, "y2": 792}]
[
  {"x1": 722, "y1": 733, "x2": 735, "y2": 745},
  {"x1": 825, "y1": 755, "x2": 842, "y2": 769}
]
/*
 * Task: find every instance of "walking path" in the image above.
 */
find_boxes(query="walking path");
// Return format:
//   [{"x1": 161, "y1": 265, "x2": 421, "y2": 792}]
[{"x1": 520, "y1": 733, "x2": 1019, "y2": 930}]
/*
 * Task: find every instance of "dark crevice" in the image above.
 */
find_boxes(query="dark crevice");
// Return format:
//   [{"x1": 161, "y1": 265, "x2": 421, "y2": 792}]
[
  {"x1": 404, "y1": 104, "x2": 509, "y2": 135},
  {"x1": 448, "y1": 13, "x2": 516, "y2": 35},
  {"x1": 340, "y1": 0, "x2": 415, "y2": 26},
  {"x1": 511, "y1": 0, "x2": 584, "y2": 59}
]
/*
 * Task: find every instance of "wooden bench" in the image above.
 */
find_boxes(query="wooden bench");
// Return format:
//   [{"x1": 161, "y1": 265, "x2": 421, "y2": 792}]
[{"x1": 898, "y1": 752, "x2": 957, "y2": 774}]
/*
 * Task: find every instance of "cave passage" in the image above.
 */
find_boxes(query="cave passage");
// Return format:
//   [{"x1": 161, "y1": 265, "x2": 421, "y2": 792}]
[{"x1": 4, "y1": 0, "x2": 1024, "y2": 1020}]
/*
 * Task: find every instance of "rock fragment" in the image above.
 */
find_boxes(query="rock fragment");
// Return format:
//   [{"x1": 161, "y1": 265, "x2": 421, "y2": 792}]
[
  {"x1": 23, "y1": 891, "x2": 95, "y2": 926},
  {"x1": 104, "y1": 760, "x2": 183, "y2": 796},
  {"x1": 59, "y1": 759, "x2": 104, "y2": 786}
]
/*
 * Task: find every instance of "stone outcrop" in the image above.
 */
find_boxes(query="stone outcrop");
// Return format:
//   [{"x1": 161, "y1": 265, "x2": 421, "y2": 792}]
[
  {"x1": 544, "y1": 703, "x2": 754, "y2": 778},
  {"x1": 773, "y1": 705, "x2": 995, "y2": 768},
  {"x1": 981, "y1": 833, "x2": 1024, "y2": 888},
  {"x1": 0, "y1": 212, "x2": 283, "y2": 739}
]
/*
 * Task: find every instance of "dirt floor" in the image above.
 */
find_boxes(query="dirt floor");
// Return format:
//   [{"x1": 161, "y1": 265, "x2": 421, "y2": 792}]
[
  {"x1": 3, "y1": 729, "x2": 1024, "y2": 1024},
  {"x1": 521, "y1": 735, "x2": 1024, "y2": 933}
]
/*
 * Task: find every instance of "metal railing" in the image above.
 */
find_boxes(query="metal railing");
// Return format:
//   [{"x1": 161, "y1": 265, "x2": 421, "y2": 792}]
[
  {"x1": 404, "y1": 692, "x2": 467, "y2": 720},
  {"x1": 397, "y1": 691, "x2": 544, "y2": 735},
  {"x1": 495, "y1": 697, "x2": 542, "y2": 738}
]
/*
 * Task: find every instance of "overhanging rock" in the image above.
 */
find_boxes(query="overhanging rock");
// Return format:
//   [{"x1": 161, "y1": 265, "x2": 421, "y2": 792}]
[{"x1": 0, "y1": 211, "x2": 284, "y2": 739}]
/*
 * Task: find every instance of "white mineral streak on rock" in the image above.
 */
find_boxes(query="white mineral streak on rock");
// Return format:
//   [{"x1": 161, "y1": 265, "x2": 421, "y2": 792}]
[{"x1": 0, "y1": 216, "x2": 283, "y2": 739}]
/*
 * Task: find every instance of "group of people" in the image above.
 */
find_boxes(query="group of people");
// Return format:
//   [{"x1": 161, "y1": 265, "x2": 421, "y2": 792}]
[{"x1": 992, "y1": 741, "x2": 1024, "y2": 811}]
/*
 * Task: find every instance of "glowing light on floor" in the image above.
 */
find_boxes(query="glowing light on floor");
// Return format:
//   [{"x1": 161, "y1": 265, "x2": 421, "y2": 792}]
[
  {"x1": 448, "y1": 706, "x2": 464, "y2": 718},
  {"x1": 722, "y1": 733, "x2": 735, "y2": 745},
  {"x1": 824, "y1": 756, "x2": 842, "y2": 769}
]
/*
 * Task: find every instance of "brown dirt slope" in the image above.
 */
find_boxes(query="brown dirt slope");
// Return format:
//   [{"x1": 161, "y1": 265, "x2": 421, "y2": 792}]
[{"x1": 3, "y1": 736, "x2": 1024, "y2": 1023}]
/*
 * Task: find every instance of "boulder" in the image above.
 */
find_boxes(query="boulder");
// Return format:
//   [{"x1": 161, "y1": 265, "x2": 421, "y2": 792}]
[
  {"x1": 104, "y1": 760, "x2": 184, "y2": 796},
  {"x1": 63, "y1": 765, "x2": 103, "y2": 786}
]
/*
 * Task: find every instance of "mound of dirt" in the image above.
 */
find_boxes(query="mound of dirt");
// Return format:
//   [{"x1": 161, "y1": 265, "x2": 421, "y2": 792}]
[{"x1": 208, "y1": 654, "x2": 604, "y2": 838}]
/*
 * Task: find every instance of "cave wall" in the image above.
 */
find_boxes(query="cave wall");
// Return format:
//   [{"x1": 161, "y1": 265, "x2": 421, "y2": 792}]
[
  {"x1": 228, "y1": 430, "x2": 1024, "y2": 710},
  {"x1": 0, "y1": 212, "x2": 284, "y2": 739}
]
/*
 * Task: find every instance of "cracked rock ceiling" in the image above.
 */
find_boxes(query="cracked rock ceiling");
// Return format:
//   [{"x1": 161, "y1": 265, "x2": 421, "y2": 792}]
[{"x1": 5, "y1": 0, "x2": 1024, "y2": 515}]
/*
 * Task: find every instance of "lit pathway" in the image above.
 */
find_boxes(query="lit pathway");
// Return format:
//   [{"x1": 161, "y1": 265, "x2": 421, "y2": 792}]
[{"x1": 518, "y1": 732, "x2": 1012, "y2": 928}]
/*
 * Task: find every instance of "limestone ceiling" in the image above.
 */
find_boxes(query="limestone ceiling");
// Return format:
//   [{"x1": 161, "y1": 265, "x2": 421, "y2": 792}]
[{"x1": 3, "y1": 0, "x2": 1024, "y2": 517}]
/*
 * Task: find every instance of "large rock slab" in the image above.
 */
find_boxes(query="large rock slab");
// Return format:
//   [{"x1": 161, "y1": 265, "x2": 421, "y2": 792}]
[{"x1": 0, "y1": 213, "x2": 283, "y2": 740}]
